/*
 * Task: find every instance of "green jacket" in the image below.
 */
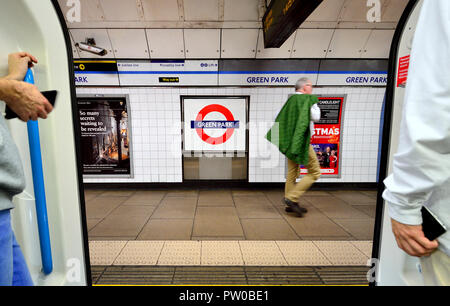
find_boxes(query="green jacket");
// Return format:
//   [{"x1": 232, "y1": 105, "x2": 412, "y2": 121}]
[{"x1": 265, "y1": 94, "x2": 318, "y2": 165}]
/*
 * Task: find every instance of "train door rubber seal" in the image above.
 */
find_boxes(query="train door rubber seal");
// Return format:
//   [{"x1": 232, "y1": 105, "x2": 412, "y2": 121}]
[
  {"x1": 51, "y1": 0, "x2": 93, "y2": 286},
  {"x1": 370, "y1": 0, "x2": 420, "y2": 287}
]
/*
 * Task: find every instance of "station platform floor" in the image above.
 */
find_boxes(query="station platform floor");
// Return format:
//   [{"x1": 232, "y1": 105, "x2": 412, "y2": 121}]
[{"x1": 84, "y1": 187, "x2": 377, "y2": 270}]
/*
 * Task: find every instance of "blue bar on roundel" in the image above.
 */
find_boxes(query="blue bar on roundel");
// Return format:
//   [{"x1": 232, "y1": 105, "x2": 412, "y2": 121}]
[{"x1": 191, "y1": 121, "x2": 240, "y2": 129}]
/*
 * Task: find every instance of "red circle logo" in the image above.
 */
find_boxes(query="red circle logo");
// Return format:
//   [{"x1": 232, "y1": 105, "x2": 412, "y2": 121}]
[{"x1": 195, "y1": 104, "x2": 235, "y2": 145}]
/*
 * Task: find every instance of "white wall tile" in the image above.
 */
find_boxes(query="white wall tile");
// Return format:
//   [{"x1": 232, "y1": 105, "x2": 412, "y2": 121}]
[{"x1": 78, "y1": 86, "x2": 385, "y2": 184}]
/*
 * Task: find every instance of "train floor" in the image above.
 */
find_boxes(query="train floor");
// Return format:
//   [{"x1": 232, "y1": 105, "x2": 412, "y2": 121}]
[{"x1": 84, "y1": 187, "x2": 376, "y2": 285}]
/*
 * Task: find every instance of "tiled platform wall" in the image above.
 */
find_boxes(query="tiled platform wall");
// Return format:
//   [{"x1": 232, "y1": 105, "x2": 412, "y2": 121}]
[{"x1": 77, "y1": 86, "x2": 385, "y2": 184}]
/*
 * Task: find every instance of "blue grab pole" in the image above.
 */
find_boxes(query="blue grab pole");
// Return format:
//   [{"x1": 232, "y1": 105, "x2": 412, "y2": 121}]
[{"x1": 24, "y1": 69, "x2": 53, "y2": 275}]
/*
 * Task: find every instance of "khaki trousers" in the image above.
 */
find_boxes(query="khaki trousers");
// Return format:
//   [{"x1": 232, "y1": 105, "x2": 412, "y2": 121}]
[
  {"x1": 285, "y1": 145, "x2": 321, "y2": 202},
  {"x1": 420, "y1": 249, "x2": 450, "y2": 286}
]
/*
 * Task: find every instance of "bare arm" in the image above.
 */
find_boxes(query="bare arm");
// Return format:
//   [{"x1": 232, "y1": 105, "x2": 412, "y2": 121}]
[{"x1": 0, "y1": 52, "x2": 52, "y2": 121}]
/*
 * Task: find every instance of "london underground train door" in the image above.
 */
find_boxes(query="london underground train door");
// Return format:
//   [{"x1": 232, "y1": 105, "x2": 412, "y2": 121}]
[
  {"x1": 0, "y1": 0, "x2": 90, "y2": 285},
  {"x1": 372, "y1": 0, "x2": 424, "y2": 286}
]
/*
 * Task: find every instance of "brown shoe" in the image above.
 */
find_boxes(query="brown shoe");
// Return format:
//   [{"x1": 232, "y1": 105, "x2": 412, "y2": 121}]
[
  {"x1": 283, "y1": 198, "x2": 304, "y2": 217},
  {"x1": 283, "y1": 198, "x2": 308, "y2": 213}
]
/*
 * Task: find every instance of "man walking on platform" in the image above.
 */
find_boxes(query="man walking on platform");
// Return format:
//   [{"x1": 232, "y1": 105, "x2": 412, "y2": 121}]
[{"x1": 266, "y1": 78, "x2": 321, "y2": 217}]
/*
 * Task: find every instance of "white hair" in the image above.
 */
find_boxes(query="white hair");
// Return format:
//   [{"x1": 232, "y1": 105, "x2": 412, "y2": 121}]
[{"x1": 295, "y1": 78, "x2": 311, "y2": 91}]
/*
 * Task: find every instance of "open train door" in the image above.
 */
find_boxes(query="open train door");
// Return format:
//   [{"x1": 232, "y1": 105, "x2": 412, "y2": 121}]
[
  {"x1": 372, "y1": 0, "x2": 426, "y2": 286},
  {"x1": 0, "y1": 1, "x2": 90, "y2": 285}
]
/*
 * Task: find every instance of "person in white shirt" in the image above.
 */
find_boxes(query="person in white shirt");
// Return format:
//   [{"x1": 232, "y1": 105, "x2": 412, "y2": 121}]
[{"x1": 382, "y1": 0, "x2": 450, "y2": 286}]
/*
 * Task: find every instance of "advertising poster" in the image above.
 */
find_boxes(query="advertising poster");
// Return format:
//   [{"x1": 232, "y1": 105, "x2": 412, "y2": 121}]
[
  {"x1": 182, "y1": 96, "x2": 247, "y2": 152},
  {"x1": 77, "y1": 95, "x2": 133, "y2": 177},
  {"x1": 300, "y1": 96, "x2": 345, "y2": 177}
]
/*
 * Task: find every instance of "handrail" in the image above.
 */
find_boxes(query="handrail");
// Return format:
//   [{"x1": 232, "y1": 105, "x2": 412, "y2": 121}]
[{"x1": 24, "y1": 69, "x2": 53, "y2": 275}]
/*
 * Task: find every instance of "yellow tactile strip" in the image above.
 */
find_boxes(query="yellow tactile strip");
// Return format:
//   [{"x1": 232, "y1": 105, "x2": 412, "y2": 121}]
[
  {"x1": 277, "y1": 241, "x2": 331, "y2": 266},
  {"x1": 157, "y1": 241, "x2": 201, "y2": 266},
  {"x1": 239, "y1": 241, "x2": 288, "y2": 266},
  {"x1": 89, "y1": 240, "x2": 372, "y2": 266},
  {"x1": 113, "y1": 241, "x2": 164, "y2": 265},
  {"x1": 312, "y1": 241, "x2": 369, "y2": 265},
  {"x1": 201, "y1": 241, "x2": 244, "y2": 266},
  {"x1": 89, "y1": 241, "x2": 128, "y2": 266}
]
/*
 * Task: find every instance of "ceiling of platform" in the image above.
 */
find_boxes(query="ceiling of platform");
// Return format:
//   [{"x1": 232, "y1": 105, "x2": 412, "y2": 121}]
[{"x1": 57, "y1": 0, "x2": 409, "y2": 59}]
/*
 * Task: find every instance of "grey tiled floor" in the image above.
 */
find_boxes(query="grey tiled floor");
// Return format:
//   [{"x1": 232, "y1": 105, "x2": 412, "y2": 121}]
[{"x1": 84, "y1": 187, "x2": 377, "y2": 241}]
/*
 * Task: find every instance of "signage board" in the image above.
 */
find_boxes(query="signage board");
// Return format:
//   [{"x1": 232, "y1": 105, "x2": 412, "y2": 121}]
[
  {"x1": 74, "y1": 60, "x2": 119, "y2": 86},
  {"x1": 182, "y1": 96, "x2": 247, "y2": 152},
  {"x1": 219, "y1": 59, "x2": 320, "y2": 87},
  {"x1": 317, "y1": 72, "x2": 388, "y2": 86},
  {"x1": 263, "y1": 0, "x2": 323, "y2": 48},
  {"x1": 317, "y1": 60, "x2": 388, "y2": 87},
  {"x1": 117, "y1": 60, "x2": 218, "y2": 86},
  {"x1": 72, "y1": 59, "x2": 388, "y2": 87}
]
